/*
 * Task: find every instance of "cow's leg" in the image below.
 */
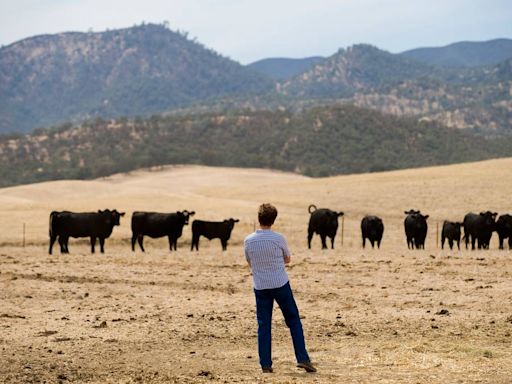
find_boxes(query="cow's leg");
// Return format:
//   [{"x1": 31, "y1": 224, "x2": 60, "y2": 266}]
[
  {"x1": 457, "y1": 239, "x2": 460, "y2": 250},
  {"x1": 498, "y1": 235, "x2": 504, "y2": 250},
  {"x1": 471, "y1": 236, "x2": 476, "y2": 250},
  {"x1": 137, "y1": 235, "x2": 145, "y2": 252},
  {"x1": 448, "y1": 239, "x2": 453, "y2": 250},
  {"x1": 320, "y1": 234, "x2": 327, "y2": 249},
  {"x1": 221, "y1": 239, "x2": 227, "y2": 251},
  {"x1": 90, "y1": 237, "x2": 96, "y2": 253},
  {"x1": 60, "y1": 236, "x2": 69, "y2": 253},
  {"x1": 441, "y1": 235, "x2": 445, "y2": 249},
  {"x1": 191, "y1": 234, "x2": 199, "y2": 251},
  {"x1": 99, "y1": 238, "x2": 105, "y2": 253},
  {"x1": 173, "y1": 238, "x2": 178, "y2": 251},
  {"x1": 49, "y1": 235, "x2": 57, "y2": 255},
  {"x1": 307, "y1": 230, "x2": 314, "y2": 249},
  {"x1": 131, "y1": 235, "x2": 137, "y2": 251},
  {"x1": 362, "y1": 236, "x2": 366, "y2": 249},
  {"x1": 377, "y1": 239, "x2": 381, "y2": 249},
  {"x1": 370, "y1": 239, "x2": 375, "y2": 249},
  {"x1": 508, "y1": 236, "x2": 512, "y2": 250},
  {"x1": 330, "y1": 235, "x2": 335, "y2": 249}
]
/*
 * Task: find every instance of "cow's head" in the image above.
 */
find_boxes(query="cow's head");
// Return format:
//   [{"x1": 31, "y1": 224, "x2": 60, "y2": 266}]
[
  {"x1": 99, "y1": 209, "x2": 125, "y2": 226},
  {"x1": 498, "y1": 214, "x2": 512, "y2": 230},
  {"x1": 223, "y1": 218, "x2": 240, "y2": 230},
  {"x1": 479, "y1": 211, "x2": 498, "y2": 229},
  {"x1": 177, "y1": 210, "x2": 196, "y2": 225},
  {"x1": 410, "y1": 213, "x2": 429, "y2": 229},
  {"x1": 111, "y1": 209, "x2": 126, "y2": 226}
]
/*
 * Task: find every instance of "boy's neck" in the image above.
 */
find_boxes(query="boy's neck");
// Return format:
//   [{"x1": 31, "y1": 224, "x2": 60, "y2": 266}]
[{"x1": 259, "y1": 225, "x2": 272, "y2": 230}]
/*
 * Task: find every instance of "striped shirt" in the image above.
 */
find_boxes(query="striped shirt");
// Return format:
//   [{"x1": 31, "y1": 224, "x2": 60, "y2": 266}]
[{"x1": 244, "y1": 229, "x2": 291, "y2": 290}]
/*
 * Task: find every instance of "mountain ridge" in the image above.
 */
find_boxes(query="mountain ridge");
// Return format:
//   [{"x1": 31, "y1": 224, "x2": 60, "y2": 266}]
[
  {"x1": 0, "y1": 23, "x2": 274, "y2": 133},
  {"x1": 401, "y1": 38, "x2": 512, "y2": 67}
]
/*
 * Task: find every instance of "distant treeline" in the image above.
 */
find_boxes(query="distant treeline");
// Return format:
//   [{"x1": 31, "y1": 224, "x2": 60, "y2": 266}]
[{"x1": 1, "y1": 105, "x2": 511, "y2": 188}]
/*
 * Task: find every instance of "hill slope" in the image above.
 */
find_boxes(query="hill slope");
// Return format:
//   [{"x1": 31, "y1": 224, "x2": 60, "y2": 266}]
[
  {"x1": 0, "y1": 23, "x2": 274, "y2": 133},
  {"x1": 247, "y1": 56, "x2": 324, "y2": 81},
  {"x1": 277, "y1": 44, "x2": 512, "y2": 135},
  {"x1": 1, "y1": 105, "x2": 511, "y2": 187},
  {"x1": 278, "y1": 44, "x2": 436, "y2": 98},
  {"x1": 401, "y1": 38, "x2": 512, "y2": 67}
]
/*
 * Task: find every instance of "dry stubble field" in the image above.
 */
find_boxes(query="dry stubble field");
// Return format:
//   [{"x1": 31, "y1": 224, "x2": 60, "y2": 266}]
[{"x1": 1, "y1": 160, "x2": 512, "y2": 383}]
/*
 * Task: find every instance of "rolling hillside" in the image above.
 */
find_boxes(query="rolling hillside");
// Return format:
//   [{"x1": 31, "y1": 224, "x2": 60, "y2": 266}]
[{"x1": 1, "y1": 105, "x2": 511, "y2": 187}]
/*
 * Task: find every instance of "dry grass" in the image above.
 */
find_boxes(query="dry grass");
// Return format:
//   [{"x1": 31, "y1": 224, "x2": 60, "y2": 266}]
[{"x1": 1, "y1": 160, "x2": 512, "y2": 383}]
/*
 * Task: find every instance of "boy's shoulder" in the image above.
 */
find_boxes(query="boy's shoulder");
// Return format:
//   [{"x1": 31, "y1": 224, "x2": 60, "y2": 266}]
[{"x1": 245, "y1": 230, "x2": 286, "y2": 241}]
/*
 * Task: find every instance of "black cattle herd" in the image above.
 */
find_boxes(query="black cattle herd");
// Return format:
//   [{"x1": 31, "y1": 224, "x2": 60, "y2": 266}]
[{"x1": 47, "y1": 206, "x2": 512, "y2": 254}]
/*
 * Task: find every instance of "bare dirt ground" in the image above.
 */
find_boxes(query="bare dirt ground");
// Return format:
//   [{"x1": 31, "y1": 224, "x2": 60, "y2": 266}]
[{"x1": 1, "y1": 161, "x2": 512, "y2": 383}]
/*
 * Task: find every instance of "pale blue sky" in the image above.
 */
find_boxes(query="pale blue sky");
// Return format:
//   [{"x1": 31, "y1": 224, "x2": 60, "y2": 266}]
[{"x1": 1, "y1": 0, "x2": 511, "y2": 64}]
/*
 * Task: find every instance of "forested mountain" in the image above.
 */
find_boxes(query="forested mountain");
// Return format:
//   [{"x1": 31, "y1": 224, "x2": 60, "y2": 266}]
[
  {"x1": 0, "y1": 23, "x2": 274, "y2": 133},
  {"x1": 277, "y1": 45, "x2": 512, "y2": 135},
  {"x1": 401, "y1": 38, "x2": 512, "y2": 68},
  {"x1": 278, "y1": 44, "x2": 436, "y2": 98},
  {"x1": 247, "y1": 56, "x2": 324, "y2": 80},
  {"x1": 1, "y1": 105, "x2": 511, "y2": 187}
]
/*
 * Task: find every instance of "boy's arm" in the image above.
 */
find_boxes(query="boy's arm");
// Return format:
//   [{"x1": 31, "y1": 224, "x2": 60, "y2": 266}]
[
  {"x1": 281, "y1": 235, "x2": 292, "y2": 264},
  {"x1": 244, "y1": 243, "x2": 252, "y2": 268}
]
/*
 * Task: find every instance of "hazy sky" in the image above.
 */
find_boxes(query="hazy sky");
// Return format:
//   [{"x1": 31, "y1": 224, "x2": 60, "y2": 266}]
[{"x1": 1, "y1": 0, "x2": 511, "y2": 64}]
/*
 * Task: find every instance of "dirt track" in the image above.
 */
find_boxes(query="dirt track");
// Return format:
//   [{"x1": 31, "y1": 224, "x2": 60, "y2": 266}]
[{"x1": 1, "y1": 163, "x2": 512, "y2": 383}]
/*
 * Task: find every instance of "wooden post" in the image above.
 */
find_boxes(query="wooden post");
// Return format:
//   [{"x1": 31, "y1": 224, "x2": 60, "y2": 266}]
[
  {"x1": 22, "y1": 223, "x2": 26, "y2": 248},
  {"x1": 341, "y1": 216, "x2": 345, "y2": 247}
]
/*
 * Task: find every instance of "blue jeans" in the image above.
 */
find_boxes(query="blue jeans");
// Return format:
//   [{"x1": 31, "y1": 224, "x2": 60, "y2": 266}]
[{"x1": 254, "y1": 282, "x2": 310, "y2": 368}]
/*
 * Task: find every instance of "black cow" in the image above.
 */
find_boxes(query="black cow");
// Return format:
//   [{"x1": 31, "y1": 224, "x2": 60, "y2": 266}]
[
  {"x1": 131, "y1": 210, "x2": 195, "y2": 252},
  {"x1": 191, "y1": 218, "x2": 239, "y2": 251},
  {"x1": 496, "y1": 214, "x2": 512, "y2": 250},
  {"x1": 441, "y1": 221, "x2": 462, "y2": 250},
  {"x1": 49, "y1": 209, "x2": 125, "y2": 254},
  {"x1": 361, "y1": 216, "x2": 384, "y2": 249},
  {"x1": 404, "y1": 210, "x2": 429, "y2": 249},
  {"x1": 307, "y1": 204, "x2": 344, "y2": 249},
  {"x1": 463, "y1": 211, "x2": 497, "y2": 250}
]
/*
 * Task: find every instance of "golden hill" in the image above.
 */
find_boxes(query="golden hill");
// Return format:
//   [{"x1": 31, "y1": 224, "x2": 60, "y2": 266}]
[{"x1": 1, "y1": 158, "x2": 511, "y2": 250}]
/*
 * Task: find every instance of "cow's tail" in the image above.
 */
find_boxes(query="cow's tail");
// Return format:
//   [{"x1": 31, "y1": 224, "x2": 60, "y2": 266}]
[
  {"x1": 49, "y1": 211, "x2": 57, "y2": 237},
  {"x1": 308, "y1": 204, "x2": 317, "y2": 214}
]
